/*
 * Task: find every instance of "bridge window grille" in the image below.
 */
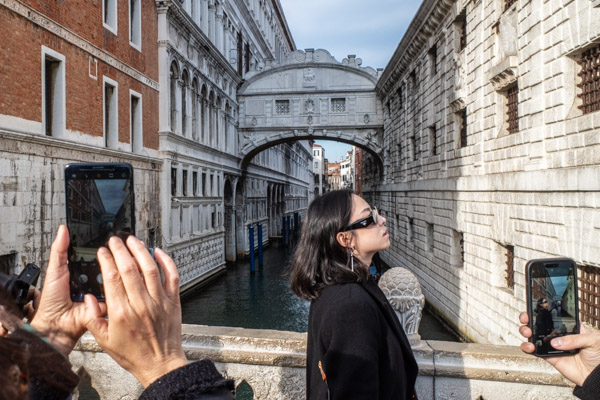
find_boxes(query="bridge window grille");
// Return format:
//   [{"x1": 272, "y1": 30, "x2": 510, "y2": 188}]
[
  {"x1": 429, "y1": 125, "x2": 437, "y2": 155},
  {"x1": 456, "y1": 108, "x2": 468, "y2": 148},
  {"x1": 504, "y1": 0, "x2": 517, "y2": 10},
  {"x1": 579, "y1": 264, "x2": 600, "y2": 329},
  {"x1": 429, "y1": 45, "x2": 438, "y2": 76},
  {"x1": 397, "y1": 86, "x2": 403, "y2": 111},
  {"x1": 456, "y1": 10, "x2": 467, "y2": 52},
  {"x1": 577, "y1": 45, "x2": 600, "y2": 114},
  {"x1": 506, "y1": 84, "x2": 519, "y2": 134},
  {"x1": 505, "y1": 245, "x2": 515, "y2": 289},
  {"x1": 331, "y1": 98, "x2": 346, "y2": 113},
  {"x1": 275, "y1": 100, "x2": 290, "y2": 114}
]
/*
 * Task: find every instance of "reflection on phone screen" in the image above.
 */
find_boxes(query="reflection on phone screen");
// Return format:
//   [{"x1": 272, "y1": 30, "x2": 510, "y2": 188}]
[
  {"x1": 67, "y1": 175, "x2": 133, "y2": 301},
  {"x1": 530, "y1": 261, "x2": 577, "y2": 355}
]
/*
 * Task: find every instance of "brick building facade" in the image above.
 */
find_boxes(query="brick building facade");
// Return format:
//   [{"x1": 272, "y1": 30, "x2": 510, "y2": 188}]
[{"x1": 0, "y1": 0, "x2": 161, "y2": 274}]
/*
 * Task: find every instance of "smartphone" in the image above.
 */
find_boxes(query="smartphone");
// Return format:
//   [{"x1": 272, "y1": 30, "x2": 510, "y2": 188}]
[
  {"x1": 65, "y1": 163, "x2": 135, "y2": 301},
  {"x1": 526, "y1": 258, "x2": 580, "y2": 357}
]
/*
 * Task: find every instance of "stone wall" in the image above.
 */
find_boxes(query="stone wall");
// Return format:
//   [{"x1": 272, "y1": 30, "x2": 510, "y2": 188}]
[
  {"x1": 365, "y1": 0, "x2": 600, "y2": 345},
  {"x1": 70, "y1": 324, "x2": 577, "y2": 400},
  {"x1": 0, "y1": 131, "x2": 161, "y2": 276}
]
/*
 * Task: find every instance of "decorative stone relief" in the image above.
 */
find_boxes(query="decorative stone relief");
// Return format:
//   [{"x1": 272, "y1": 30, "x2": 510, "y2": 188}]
[
  {"x1": 303, "y1": 68, "x2": 316, "y2": 87},
  {"x1": 378, "y1": 267, "x2": 425, "y2": 346},
  {"x1": 363, "y1": 114, "x2": 370, "y2": 124},
  {"x1": 305, "y1": 99, "x2": 315, "y2": 113}
]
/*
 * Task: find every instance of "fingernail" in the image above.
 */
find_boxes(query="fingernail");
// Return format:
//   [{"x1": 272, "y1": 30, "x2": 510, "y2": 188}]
[{"x1": 551, "y1": 338, "x2": 562, "y2": 347}]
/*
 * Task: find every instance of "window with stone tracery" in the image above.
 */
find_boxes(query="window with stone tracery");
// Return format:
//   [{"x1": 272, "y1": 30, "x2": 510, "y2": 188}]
[
  {"x1": 275, "y1": 100, "x2": 290, "y2": 114},
  {"x1": 331, "y1": 98, "x2": 346, "y2": 113}
]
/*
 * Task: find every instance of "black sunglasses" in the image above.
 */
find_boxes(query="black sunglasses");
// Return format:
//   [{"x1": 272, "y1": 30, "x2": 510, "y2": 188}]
[{"x1": 341, "y1": 208, "x2": 379, "y2": 232}]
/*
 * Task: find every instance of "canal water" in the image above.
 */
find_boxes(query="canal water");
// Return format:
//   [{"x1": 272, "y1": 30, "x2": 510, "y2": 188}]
[{"x1": 181, "y1": 241, "x2": 459, "y2": 341}]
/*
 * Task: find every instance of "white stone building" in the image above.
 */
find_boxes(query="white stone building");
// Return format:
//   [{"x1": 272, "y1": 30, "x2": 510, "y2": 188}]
[
  {"x1": 363, "y1": 0, "x2": 600, "y2": 344},
  {"x1": 157, "y1": 0, "x2": 312, "y2": 293},
  {"x1": 312, "y1": 143, "x2": 325, "y2": 195}
]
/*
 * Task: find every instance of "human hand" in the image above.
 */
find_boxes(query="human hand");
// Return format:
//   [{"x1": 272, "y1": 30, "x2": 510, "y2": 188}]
[
  {"x1": 85, "y1": 235, "x2": 188, "y2": 388},
  {"x1": 30, "y1": 225, "x2": 106, "y2": 356},
  {"x1": 519, "y1": 312, "x2": 600, "y2": 386}
]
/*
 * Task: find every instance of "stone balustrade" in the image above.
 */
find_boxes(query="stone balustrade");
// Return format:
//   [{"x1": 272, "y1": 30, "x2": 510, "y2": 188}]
[
  {"x1": 70, "y1": 324, "x2": 576, "y2": 400},
  {"x1": 68, "y1": 268, "x2": 578, "y2": 399}
]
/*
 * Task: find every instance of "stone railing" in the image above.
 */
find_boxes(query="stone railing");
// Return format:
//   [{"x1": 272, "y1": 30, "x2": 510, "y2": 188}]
[
  {"x1": 70, "y1": 326, "x2": 576, "y2": 399},
  {"x1": 69, "y1": 268, "x2": 578, "y2": 399}
]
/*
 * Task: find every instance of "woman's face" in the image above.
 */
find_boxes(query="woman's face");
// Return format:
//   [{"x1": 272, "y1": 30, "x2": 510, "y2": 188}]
[{"x1": 347, "y1": 194, "x2": 389, "y2": 264}]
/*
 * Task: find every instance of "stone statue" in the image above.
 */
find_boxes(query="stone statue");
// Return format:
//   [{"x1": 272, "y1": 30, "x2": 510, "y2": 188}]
[{"x1": 378, "y1": 267, "x2": 425, "y2": 346}]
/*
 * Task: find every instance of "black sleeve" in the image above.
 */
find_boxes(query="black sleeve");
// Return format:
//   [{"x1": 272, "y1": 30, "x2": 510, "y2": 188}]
[
  {"x1": 139, "y1": 359, "x2": 235, "y2": 400},
  {"x1": 573, "y1": 364, "x2": 600, "y2": 400},
  {"x1": 320, "y1": 295, "x2": 381, "y2": 399}
]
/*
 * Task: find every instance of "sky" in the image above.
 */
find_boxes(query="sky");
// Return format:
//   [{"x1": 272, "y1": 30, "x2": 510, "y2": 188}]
[{"x1": 278, "y1": 0, "x2": 424, "y2": 162}]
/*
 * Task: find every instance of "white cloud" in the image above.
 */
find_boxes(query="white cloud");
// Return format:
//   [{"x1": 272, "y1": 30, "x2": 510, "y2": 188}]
[{"x1": 279, "y1": 0, "x2": 423, "y2": 68}]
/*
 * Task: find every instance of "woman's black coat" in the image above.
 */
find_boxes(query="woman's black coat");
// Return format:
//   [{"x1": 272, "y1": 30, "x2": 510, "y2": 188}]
[{"x1": 306, "y1": 278, "x2": 419, "y2": 399}]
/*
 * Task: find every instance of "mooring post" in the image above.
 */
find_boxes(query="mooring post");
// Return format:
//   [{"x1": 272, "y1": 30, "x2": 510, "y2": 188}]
[
  {"x1": 286, "y1": 215, "x2": 291, "y2": 244},
  {"x1": 282, "y1": 215, "x2": 286, "y2": 246},
  {"x1": 257, "y1": 223, "x2": 263, "y2": 267},
  {"x1": 248, "y1": 224, "x2": 255, "y2": 272},
  {"x1": 294, "y1": 212, "x2": 299, "y2": 239}
]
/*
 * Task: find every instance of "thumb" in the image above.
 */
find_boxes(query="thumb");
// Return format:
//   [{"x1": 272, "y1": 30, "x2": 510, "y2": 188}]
[
  {"x1": 46, "y1": 225, "x2": 70, "y2": 280},
  {"x1": 551, "y1": 331, "x2": 598, "y2": 351},
  {"x1": 83, "y1": 295, "x2": 108, "y2": 344}
]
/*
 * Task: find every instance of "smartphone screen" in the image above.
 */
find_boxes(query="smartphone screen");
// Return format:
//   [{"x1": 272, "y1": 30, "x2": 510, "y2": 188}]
[
  {"x1": 526, "y1": 258, "x2": 579, "y2": 357},
  {"x1": 65, "y1": 163, "x2": 135, "y2": 301}
]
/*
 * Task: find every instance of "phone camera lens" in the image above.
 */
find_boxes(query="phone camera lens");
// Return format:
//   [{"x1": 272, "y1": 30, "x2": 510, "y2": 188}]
[{"x1": 79, "y1": 274, "x2": 88, "y2": 283}]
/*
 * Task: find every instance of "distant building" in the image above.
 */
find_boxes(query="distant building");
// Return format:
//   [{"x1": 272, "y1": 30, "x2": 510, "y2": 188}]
[
  {"x1": 312, "y1": 143, "x2": 325, "y2": 195},
  {"x1": 327, "y1": 162, "x2": 342, "y2": 191},
  {"x1": 354, "y1": 147, "x2": 363, "y2": 195}
]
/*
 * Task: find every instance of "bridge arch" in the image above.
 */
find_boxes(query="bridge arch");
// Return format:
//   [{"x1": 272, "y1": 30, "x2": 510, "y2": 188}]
[{"x1": 237, "y1": 49, "x2": 384, "y2": 174}]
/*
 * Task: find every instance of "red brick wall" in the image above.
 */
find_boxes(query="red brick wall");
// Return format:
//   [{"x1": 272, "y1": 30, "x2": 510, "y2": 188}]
[
  {"x1": 21, "y1": 0, "x2": 158, "y2": 79},
  {"x1": 0, "y1": 4, "x2": 159, "y2": 150}
]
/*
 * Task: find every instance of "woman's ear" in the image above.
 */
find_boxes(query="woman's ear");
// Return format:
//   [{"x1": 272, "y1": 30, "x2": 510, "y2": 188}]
[{"x1": 336, "y1": 232, "x2": 350, "y2": 248}]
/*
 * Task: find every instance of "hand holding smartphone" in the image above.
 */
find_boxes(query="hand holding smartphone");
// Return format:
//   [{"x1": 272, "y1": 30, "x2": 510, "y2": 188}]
[
  {"x1": 65, "y1": 163, "x2": 135, "y2": 302},
  {"x1": 526, "y1": 258, "x2": 580, "y2": 357}
]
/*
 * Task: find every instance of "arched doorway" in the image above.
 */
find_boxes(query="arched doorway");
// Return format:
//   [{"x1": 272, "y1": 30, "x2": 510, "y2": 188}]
[{"x1": 224, "y1": 179, "x2": 235, "y2": 262}]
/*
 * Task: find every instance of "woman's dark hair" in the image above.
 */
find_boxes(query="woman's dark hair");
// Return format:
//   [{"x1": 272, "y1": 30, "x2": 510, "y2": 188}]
[
  {"x1": 535, "y1": 298, "x2": 547, "y2": 313},
  {"x1": 0, "y1": 287, "x2": 79, "y2": 399},
  {"x1": 290, "y1": 189, "x2": 369, "y2": 300}
]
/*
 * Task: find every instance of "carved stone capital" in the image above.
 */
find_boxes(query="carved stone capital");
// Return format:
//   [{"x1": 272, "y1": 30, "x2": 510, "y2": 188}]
[{"x1": 379, "y1": 267, "x2": 425, "y2": 346}]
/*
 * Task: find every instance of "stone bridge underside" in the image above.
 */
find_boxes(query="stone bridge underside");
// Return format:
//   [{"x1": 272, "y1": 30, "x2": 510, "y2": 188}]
[{"x1": 238, "y1": 49, "x2": 384, "y2": 170}]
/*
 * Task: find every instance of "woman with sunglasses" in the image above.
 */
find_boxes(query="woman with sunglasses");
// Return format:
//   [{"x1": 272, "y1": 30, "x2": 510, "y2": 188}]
[{"x1": 290, "y1": 190, "x2": 418, "y2": 400}]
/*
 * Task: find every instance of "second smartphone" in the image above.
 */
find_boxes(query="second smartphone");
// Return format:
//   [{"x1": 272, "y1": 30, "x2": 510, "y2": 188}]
[
  {"x1": 526, "y1": 258, "x2": 580, "y2": 357},
  {"x1": 65, "y1": 163, "x2": 135, "y2": 302}
]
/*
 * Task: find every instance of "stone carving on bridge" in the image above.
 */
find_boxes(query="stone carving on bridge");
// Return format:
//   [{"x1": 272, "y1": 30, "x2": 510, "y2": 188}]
[
  {"x1": 378, "y1": 267, "x2": 425, "y2": 346},
  {"x1": 303, "y1": 68, "x2": 316, "y2": 87},
  {"x1": 245, "y1": 48, "x2": 380, "y2": 80},
  {"x1": 305, "y1": 99, "x2": 315, "y2": 113},
  {"x1": 363, "y1": 114, "x2": 370, "y2": 124}
]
